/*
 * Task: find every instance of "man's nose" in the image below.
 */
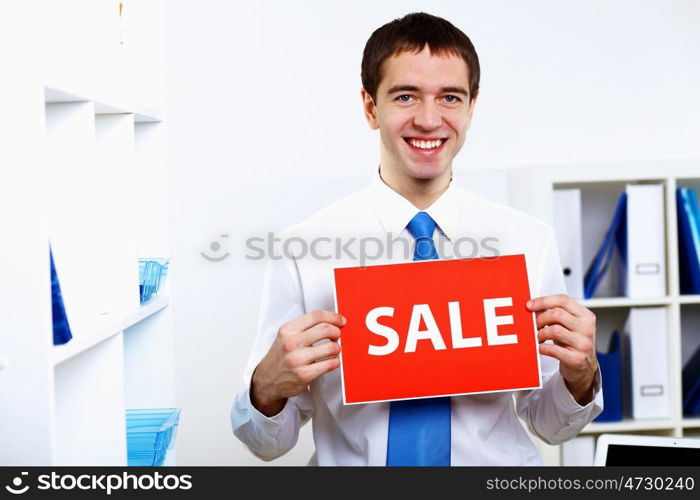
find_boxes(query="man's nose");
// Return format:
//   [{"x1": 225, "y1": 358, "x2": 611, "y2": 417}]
[{"x1": 413, "y1": 100, "x2": 441, "y2": 130}]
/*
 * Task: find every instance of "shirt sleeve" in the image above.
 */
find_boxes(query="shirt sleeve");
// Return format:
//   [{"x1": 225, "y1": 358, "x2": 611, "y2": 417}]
[
  {"x1": 230, "y1": 249, "x2": 314, "y2": 461},
  {"x1": 515, "y1": 227, "x2": 604, "y2": 445}
]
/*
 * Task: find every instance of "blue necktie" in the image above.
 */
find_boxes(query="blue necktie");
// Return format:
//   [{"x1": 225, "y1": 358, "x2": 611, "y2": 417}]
[{"x1": 386, "y1": 211, "x2": 451, "y2": 466}]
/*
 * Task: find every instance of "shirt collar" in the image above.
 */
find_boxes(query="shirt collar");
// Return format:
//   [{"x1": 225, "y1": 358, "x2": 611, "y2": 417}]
[{"x1": 367, "y1": 166, "x2": 459, "y2": 241}]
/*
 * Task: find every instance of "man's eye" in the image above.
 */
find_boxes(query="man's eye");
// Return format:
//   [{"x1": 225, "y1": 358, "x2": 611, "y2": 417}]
[
  {"x1": 397, "y1": 95, "x2": 413, "y2": 102},
  {"x1": 443, "y1": 95, "x2": 461, "y2": 103}
]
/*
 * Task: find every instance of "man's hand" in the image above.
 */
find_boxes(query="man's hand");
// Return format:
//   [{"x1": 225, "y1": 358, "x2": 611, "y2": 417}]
[
  {"x1": 527, "y1": 294, "x2": 598, "y2": 405},
  {"x1": 251, "y1": 310, "x2": 346, "y2": 417}
]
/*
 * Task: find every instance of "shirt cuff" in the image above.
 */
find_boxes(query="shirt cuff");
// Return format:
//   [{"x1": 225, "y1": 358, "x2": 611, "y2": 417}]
[
  {"x1": 553, "y1": 367, "x2": 603, "y2": 415},
  {"x1": 246, "y1": 385, "x2": 294, "y2": 432}
]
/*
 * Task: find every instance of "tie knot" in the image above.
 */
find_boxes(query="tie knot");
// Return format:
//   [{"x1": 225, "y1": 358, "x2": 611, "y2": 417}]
[{"x1": 406, "y1": 211, "x2": 437, "y2": 240}]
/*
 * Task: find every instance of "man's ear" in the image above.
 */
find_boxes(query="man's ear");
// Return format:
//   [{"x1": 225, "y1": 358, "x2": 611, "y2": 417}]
[
  {"x1": 466, "y1": 90, "x2": 479, "y2": 129},
  {"x1": 360, "y1": 88, "x2": 380, "y2": 130},
  {"x1": 469, "y1": 90, "x2": 479, "y2": 112}
]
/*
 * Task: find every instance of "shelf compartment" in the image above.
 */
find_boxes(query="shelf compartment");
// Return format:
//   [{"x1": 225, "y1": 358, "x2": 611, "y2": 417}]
[
  {"x1": 554, "y1": 179, "x2": 669, "y2": 299},
  {"x1": 124, "y1": 300, "x2": 177, "y2": 409},
  {"x1": 94, "y1": 113, "x2": 142, "y2": 315},
  {"x1": 134, "y1": 122, "x2": 170, "y2": 257},
  {"x1": 54, "y1": 335, "x2": 126, "y2": 465}
]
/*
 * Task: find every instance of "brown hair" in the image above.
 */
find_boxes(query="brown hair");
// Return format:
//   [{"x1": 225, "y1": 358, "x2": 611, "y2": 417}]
[{"x1": 361, "y1": 12, "x2": 480, "y2": 103}]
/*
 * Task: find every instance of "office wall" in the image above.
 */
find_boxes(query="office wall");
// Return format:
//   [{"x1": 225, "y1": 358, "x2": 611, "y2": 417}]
[{"x1": 163, "y1": 0, "x2": 700, "y2": 464}]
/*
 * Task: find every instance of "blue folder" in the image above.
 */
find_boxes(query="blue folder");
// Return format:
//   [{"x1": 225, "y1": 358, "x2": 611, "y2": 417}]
[
  {"x1": 583, "y1": 192, "x2": 627, "y2": 299},
  {"x1": 50, "y1": 247, "x2": 72, "y2": 345},
  {"x1": 595, "y1": 330, "x2": 623, "y2": 422},
  {"x1": 683, "y1": 343, "x2": 700, "y2": 416},
  {"x1": 677, "y1": 188, "x2": 700, "y2": 295}
]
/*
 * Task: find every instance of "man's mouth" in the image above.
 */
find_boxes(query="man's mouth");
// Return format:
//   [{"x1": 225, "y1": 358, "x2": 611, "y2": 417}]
[{"x1": 404, "y1": 138, "x2": 447, "y2": 151}]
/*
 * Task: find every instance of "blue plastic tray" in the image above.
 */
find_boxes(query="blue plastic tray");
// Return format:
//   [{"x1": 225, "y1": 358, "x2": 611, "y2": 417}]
[
  {"x1": 138, "y1": 258, "x2": 169, "y2": 304},
  {"x1": 126, "y1": 408, "x2": 181, "y2": 466}
]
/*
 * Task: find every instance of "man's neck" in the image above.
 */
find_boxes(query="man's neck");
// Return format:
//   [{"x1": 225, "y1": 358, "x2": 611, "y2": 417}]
[{"x1": 378, "y1": 166, "x2": 452, "y2": 210}]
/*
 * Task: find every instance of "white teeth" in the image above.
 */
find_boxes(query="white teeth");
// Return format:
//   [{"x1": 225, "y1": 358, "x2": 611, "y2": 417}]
[{"x1": 409, "y1": 139, "x2": 443, "y2": 149}]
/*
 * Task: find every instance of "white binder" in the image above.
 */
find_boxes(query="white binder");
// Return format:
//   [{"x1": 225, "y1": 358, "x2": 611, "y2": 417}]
[
  {"x1": 552, "y1": 189, "x2": 584, "y2": 298},
  {"x1": 623, "y1": 307, "x2": 670, "y2": 419},
  {"x1": 625, "y1": 184, "x2": 666, "y2": 297},
  {"x1": 561, "y1": 436, "x2": 595, "y2": 466}
]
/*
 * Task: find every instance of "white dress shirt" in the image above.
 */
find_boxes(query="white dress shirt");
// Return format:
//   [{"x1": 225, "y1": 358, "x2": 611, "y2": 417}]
[{"x1": 231, "y1": 169, "x2": 603, "y2": 465}]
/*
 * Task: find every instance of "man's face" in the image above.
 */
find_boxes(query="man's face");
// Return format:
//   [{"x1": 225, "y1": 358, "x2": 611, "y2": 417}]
[{"x1": 362, "y1": 46, "x2": 477, "y2": 182}]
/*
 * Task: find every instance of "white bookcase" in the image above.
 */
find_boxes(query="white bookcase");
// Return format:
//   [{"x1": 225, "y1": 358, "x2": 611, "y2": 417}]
[
  {"x1": 0, "y1": 1, "x2": 173, "y2": 465},
  {"x1": 507, "y1": 160, "x2": 700, "y2": 465}
]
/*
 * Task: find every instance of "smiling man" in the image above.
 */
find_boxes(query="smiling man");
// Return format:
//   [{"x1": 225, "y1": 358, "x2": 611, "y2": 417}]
[
  {"x1": 360, "y1": 43, "x2": 476, "y2": 208},
  {"x1": 231, "y1": 12, "x2": 603, "y2": 466}
]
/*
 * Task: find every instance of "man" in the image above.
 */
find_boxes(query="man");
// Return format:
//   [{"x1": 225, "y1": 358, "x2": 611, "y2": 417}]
[{"x1": 231, "y1": 12, "x2": 602, "y2": 465}]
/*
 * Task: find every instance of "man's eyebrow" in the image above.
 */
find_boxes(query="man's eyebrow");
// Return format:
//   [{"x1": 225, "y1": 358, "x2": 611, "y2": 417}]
[
  {"x1": 441, "y1": 86, "x2": 470, "y2": 96},
  {"x1": 386, "y1": 85, "x2": 420, "y2": 94},
  {"x1": 386, "y1": 85, "x2": 469, "y2": 96}
]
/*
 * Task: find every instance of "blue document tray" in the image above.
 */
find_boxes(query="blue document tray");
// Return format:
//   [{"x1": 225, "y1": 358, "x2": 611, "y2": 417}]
[
  {"x1": 138, "y1": 258, "x2": 169, "y2": 304},
  {"x1": 126, "y1": 408, "x2": 181, "y2": 466}
]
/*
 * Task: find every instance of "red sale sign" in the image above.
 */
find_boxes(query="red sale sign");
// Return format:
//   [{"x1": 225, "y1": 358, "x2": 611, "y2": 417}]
[{"x1": 334, "y1": 254, "x2": 540, "y2": 404}]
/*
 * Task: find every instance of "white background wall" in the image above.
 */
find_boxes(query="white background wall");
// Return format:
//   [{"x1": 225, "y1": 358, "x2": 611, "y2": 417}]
[{"x1": 163, "y1": 0, "x2": 700, "y2": 465}]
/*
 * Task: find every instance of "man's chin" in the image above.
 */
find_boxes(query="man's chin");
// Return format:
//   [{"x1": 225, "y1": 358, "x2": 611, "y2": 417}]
[{"x1": 405, "y1": 164, "x2": 451, "y2": 181}]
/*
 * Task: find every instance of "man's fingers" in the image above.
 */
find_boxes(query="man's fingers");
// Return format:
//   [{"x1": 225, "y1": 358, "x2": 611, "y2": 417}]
[
  {"x1": 303, "y1": 356, "x2": 341, "y2": 381},
  {"x1": 538, "y1": 342, "x2": 578, "y2": 365},
  {"x1": 298, "y1": 340, "x2": 341, "y2": 365},
  {"x1": 280, "y1": 309, "x2": 346, "y2": 338},
  {"x1": 535, "y1": 307, "x2": 579, "y2": 332},
  {"x1": 301, "y1": 322, "x2": 342, "y2": 347},
  {"x1": 537, "y1": 325, "x2": 581, "y2": 349},
  {"x1": 527, "y1": 293, "x2": 590, "y2": 318}
]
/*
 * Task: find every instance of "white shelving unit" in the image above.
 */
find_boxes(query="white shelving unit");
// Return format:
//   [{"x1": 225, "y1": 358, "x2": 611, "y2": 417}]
[
  {"x1": 53, "y1": 296, "x2": 170, "y2": 367},
  {"x1": 0, "y1": 1, "x2": 173, "y2": 466},
  {"x1": 507, "y1": 160, "x2": 700, "y2": 465}
]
